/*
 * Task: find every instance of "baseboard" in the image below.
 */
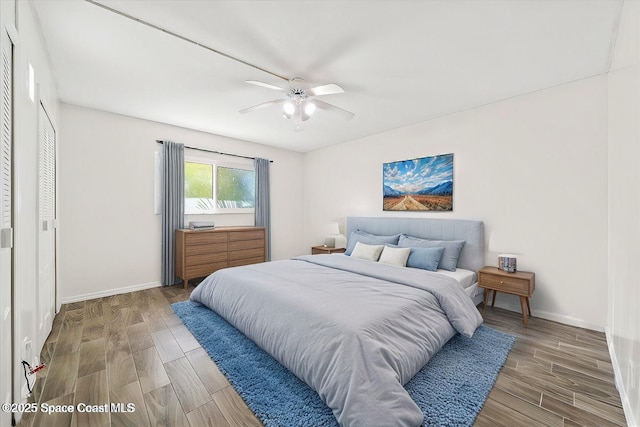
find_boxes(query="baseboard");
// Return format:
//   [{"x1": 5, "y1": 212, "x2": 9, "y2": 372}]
[
  {"x1": 532, "y1": 309, "x2": 605, "y2": 332},
  {"x1": 58, "y1": 281, "x2": 162, "y2": 305},
  {"x1": 492, "y1": 301, "x2": 605, "y2": 332},
  {"x1": 605, "y1": 327, "x2": 637, "y2": 427}
]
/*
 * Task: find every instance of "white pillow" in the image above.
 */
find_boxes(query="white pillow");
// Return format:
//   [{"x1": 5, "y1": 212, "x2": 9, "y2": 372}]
[
  {"x1": 378, "y1": 246, "x2": 411, "y2": 267},
  {"x1": 351, "y1": 242, "x2": 384, "y2": 261}
]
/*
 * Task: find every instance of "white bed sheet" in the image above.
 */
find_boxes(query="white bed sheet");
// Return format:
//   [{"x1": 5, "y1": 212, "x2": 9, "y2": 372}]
[
  {"x1": 435, "y1": 268, "x2": 477, "y2": 289},
  {"x1": 433, "y1": 268, "x2": 483, "y2": 304}
]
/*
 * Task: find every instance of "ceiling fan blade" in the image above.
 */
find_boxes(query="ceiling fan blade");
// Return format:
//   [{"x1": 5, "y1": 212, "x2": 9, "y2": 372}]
[
  {"x1": 246, "y1": 80, "x2": 285, "y2": 91},
  {"x1": 313, "y1": 99, "x2": 355, "y2": 120},
  {"x1": 306, "y1": 83, "x2": 344, "y2": 97},
  {"x1": 239, "y1": 99, "x2": 285, "y2": 114}
]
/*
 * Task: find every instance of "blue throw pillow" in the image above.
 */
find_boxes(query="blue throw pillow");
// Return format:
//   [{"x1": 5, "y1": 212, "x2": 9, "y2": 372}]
[
  {"x1": 406, "y1": 247, "x2": 445, "y2": 272},
  {"x1": 398, "y1": 235, "x2": 465, "y2": 271},
  {"x1": 345, "y1": 231, "x2": 401, "y2": 256}
]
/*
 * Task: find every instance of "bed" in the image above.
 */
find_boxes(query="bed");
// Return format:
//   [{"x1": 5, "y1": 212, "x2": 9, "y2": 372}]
[
  {"x1": 345, "y1": 216, "x2": 486, "y2": 305},
  {"x1": 190, "y1": 217, "x2": 485, "y2": 427}
]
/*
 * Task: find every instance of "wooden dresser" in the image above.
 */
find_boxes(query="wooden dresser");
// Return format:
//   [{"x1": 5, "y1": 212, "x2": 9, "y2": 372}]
[{"x1": 175, "y1": 226, "x2": 266, "y2": 289}]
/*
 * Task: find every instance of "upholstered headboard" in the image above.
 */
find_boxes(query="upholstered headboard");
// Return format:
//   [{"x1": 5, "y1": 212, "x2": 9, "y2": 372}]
[{"x1": 345, "y1": 217, "x2": 485, "y2": 273}]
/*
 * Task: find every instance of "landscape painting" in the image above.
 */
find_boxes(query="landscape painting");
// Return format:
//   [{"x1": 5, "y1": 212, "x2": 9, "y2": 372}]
[{"x1": 383, "y1": 153, "x2": 453, "y2": 211}]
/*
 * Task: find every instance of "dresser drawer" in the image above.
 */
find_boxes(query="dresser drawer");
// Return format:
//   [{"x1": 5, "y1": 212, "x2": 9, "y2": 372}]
[
  {"x1": 479, "y1": 273, "x2": 532, "y2": 296},
  {"x1": 229, "y1": 230, "x2": 264, "y2": 242},
  {"x1": 186, "y1": 241, "x2": 227, "y2": 256},
  {"x1": 229, "y1": 247, "x2": 265, "y2": 261},
  {"x1": 185, "y1": 252, "x2": 228, "y2": 267},
  {"x1": 186, "y1": 232, "x2": 228, "y2": 246},
  {"x1": 185, "y1": 261, "x2": 228, "y2": 278},
  {"x1": 228, "y1": 238, "x2": 264, "y2": 252}
]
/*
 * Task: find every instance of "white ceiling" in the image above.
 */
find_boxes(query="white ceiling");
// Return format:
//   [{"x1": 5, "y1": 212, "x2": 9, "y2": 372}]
[{"x1": 31, "y1": 0, "x2": 623, "y2": 153}]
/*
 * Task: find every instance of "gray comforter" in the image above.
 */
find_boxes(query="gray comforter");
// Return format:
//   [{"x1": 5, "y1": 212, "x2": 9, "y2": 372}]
[{"x1": 190, "y1": 254, "x2": 483, "y2": 427}]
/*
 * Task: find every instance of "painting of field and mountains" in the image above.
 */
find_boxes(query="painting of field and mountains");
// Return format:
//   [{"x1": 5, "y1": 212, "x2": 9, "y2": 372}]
[{"x1": 383, "y1": 154, "x2": 453, "y2": 211}]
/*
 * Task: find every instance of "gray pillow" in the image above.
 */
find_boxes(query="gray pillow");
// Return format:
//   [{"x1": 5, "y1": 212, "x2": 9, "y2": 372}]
[
  {"x1": 398, "y1": 235, "x2": 465, "y2": 271},
  {"x1": 345, "y1": 231, "x2": 401, "y2": 256}
]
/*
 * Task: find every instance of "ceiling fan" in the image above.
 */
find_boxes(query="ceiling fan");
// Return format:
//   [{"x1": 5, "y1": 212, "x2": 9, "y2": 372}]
[
  {"x1": 81, "y1": 2, "x2": 355, "y2": 128},
  {"x1": 240, "y1": 78, "x2": 355, "y2": 127}
]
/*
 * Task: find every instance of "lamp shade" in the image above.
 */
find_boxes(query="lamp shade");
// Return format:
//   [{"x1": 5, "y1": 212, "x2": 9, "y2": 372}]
[
  {"x1": 489, "y1": 231, "x2": 518, "y2": 273},
  {"x1": 327, "y1": 222, "x2": 340, "y2": 235},
  {"x1": 325, "y1": 222, "x2": 346, "y2": 249}
]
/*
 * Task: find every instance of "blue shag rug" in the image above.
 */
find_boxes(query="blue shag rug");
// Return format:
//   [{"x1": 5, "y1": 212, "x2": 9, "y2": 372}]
[{"x1": 172, "y1": 300, "x2": 515, "y2": 427}]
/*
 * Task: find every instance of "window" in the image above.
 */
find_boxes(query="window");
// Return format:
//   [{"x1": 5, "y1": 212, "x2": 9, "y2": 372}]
[
  {"x1": 216, "y1": 166, "x2": 255, "y2": 209},
  {"x1": 184, "y1": 158, "x2": 255, "y2": 214}
]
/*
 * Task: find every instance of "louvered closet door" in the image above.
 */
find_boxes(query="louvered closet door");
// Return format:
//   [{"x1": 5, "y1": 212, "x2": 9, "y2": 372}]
[
  {"x1": 0, "y1": 29, "x2": 14, "y2": 425},
  {"x1": 37, "y1": 103, "x2": 56, "y2": 354}
]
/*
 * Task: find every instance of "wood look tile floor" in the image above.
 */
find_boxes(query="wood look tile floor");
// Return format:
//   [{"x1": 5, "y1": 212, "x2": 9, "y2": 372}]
[{"x1": 18, "y1": 285, "x2": 627, "y2": 427}]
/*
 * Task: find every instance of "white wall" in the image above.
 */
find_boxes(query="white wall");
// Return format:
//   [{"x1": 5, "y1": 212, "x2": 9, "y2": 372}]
[
  {"x1": 58, "y1": 104, "x2": 305, "y2": 303},
  {"x1": 607, "y1": 1, "x2": 639, "y2": 425},
  {"x1": 303, "y1": 76, "x2": 609, "y2": 331}
]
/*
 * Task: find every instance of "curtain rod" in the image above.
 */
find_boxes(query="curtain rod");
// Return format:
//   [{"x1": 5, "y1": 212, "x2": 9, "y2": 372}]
[{"x1": 156, "y1": 140, "x2": 273, "y2": 163}]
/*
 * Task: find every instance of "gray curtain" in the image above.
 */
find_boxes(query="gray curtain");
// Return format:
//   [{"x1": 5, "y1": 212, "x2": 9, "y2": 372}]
[
  {"x1": 161, "y1": 141, "x2": 185, "y2": 285},
  {"x1": 254, "y1": 157, "x2": 271, "y2": 261}
]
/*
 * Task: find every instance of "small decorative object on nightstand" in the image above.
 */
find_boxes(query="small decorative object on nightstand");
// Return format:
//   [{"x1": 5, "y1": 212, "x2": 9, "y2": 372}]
[
  {"x1": 498, "y1": 254, "x2": 517, "y2": 273},
  {"x1": 478, "y1": 266, "x2": 535, "y2": 327},
  {"x1": 311, "y1": 246, "x2": 346, "y2": 255}
]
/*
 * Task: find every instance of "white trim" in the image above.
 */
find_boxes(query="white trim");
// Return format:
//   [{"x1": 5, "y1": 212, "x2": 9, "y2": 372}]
[
  {"x1": 58, "y1": 281, "x2": 162, "y2": 305},
  {"x1": 493, "y1": 301, "x2": 605, "y2": 332},
  {"x1": 605, "y1": 327, "x2": 636, "y2": 427},
  {"x1": 531, "y1": 309, "x2": 605, "y2": 333}
]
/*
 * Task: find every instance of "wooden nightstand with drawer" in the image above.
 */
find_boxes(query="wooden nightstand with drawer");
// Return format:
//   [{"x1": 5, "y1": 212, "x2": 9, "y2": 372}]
[{"x1": 478, "y1": 266, "x2": 535, "y2": 327}]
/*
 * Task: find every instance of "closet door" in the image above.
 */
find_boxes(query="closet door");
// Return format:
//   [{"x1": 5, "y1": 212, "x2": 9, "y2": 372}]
[
  {"x1": 36, "y1": 103, "x2": 56, "y2": 353},
  {"x1": 0, "y1": 29, "x2": 14, "y2": 426}
]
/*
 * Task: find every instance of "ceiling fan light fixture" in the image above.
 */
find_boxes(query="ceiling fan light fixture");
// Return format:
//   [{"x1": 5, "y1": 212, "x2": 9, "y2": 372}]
[
  {"x1": 304, "y1": 101, "x2": 316, "y2": 116},
  {"x1": 301, "y1": 103, "x2": 313, "y2": 121},
  {"x1": 242, "y1": 79, "x2": 355, "y2": 125},
  {"x1": 283, "y1": 101, "x2": 295, "y2": 119}
]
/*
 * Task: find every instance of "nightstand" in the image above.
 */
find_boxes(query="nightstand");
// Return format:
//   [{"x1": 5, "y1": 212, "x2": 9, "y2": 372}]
[
  {"x1": 311, "y1": 246, "x2": 346, "y2": 255},
  {"x1": 478, "y1": 266, "x2": 535, "y2": 327}
]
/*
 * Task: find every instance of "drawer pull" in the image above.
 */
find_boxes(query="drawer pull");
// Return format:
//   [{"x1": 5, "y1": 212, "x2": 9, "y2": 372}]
[{"x1": 500, "y1": 281, "x2": 504, "y2": 284}]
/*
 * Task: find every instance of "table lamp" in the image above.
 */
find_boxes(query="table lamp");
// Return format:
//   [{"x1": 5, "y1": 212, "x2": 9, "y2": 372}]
[
  {"x1": 325, "y1": 222, "x2": 347, "y2": 249},
  {"x1": 488, "y1": 231, "x2": 517, "y2": 273}
]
